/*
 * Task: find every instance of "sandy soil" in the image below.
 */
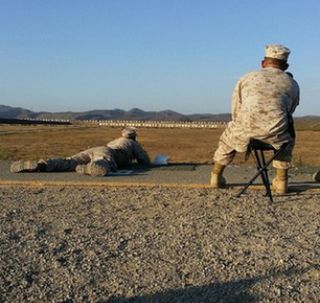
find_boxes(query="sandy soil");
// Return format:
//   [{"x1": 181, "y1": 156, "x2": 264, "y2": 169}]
[
  {"x1": 1, "y1": 186, "x2": 320, "y2": 302},
  {"x1": 2, "y1": 124, "x2": 320, "y2": 167}
]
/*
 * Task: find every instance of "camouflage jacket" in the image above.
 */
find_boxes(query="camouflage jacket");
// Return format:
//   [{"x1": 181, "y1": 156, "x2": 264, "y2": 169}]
[
  {"x1": 107, "y1": 137, "x2": 150, "y2": 168},
  {"x1": 222, "y1": 67, "x2": 300, "y2": 152}
]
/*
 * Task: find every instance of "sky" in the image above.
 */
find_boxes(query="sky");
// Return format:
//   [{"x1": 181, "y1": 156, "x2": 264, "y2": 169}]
[{"x1": 0, "y1": 0, "x2": 320, "y2": 115}]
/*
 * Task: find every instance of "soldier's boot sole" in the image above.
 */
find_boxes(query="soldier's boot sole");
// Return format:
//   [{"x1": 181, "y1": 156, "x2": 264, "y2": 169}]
[
  {"x1": 75, "y1": 162, "x2": 109, "y2": 177},
  {"x1": 313, "y1": 171, "x2": 320, "y2": 182},
  {"x1": 75, "y1": 164, "x2": 90, "y2": 175},
  {"x1": 10, "y1": 160, "x2": 39, "y2": 173},
  {"x1": 90, "y1": 162, "x2": 109, "y2": 177}
]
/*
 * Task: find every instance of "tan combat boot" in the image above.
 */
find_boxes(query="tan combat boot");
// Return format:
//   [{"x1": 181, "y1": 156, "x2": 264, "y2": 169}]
[
  {"x1": 10, "y1": 160, "x2": 46, "y2": 173},
  {"x1": 313, "y1": 170, "x2": 320, "y2": 182},
  {"x1": 210, "y1": 162, "x2": 226, "y2": 188},
  {"x1": 76, "y1": 160, "x2": 110, "y2": 177},
  {"x1": 272, "y1": 168, "x2": 288, "y2": 194}
]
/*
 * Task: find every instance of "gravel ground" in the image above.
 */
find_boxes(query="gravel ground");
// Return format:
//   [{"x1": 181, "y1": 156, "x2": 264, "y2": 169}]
[{"x1": 1, "y1": 186, "x2": 320, "y2": 303}]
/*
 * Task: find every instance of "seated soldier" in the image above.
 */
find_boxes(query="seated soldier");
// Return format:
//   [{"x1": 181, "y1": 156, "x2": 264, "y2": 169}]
[
  {"x1": 10, "y1": 127, "x2": 150, "y2": 177},
  {"x1": 211, "y1": 44, "x2": 300, "y2": 194}
]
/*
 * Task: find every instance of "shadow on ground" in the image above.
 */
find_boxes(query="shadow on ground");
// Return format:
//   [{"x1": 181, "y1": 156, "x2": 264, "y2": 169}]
[
  {"x1": 288, "y1": 181, "x2": 320, "y2": 193},
  {"x1": 103, "y1": 265, "x2": 318, "y2": 303},
  {"x1": 228, "y1": 181, "x2": 320, "y2": 193}
]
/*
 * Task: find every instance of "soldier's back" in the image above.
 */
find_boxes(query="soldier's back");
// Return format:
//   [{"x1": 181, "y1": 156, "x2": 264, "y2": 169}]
[
  {"x1": 236, "y1": 68, "x2": 297, "y2": 137},
  {"x1": 107, "y1": 137, "x2": 136, "y2": 167}
]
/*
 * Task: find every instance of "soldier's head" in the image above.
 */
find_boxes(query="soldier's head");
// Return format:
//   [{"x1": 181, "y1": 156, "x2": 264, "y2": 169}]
[
  {"x1": 261, "y1": 44, "x2": 290, "y2": 71},
  {"x1": 121, "y1": 127, "x2": 138, "y2": 140}
]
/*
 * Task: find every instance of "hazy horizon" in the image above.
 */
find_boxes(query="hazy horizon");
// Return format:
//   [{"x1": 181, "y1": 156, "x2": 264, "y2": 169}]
[{"x1": 2, "y1": 103, "x2": 320, "y2": 118}]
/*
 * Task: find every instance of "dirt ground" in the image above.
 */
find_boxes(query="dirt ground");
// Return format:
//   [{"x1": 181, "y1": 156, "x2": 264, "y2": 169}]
[
  {"x1": 1, "y1": 124, "x2": 320, "y2": 302},
  {"x1": 1, "y1": 124, "x2": 320, "y2": 166},
  {"x1": 1, "y1": 186, "x2": 320, "y2": 302}
]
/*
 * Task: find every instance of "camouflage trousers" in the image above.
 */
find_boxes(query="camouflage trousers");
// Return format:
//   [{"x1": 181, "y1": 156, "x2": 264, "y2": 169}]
[
  {"x1": 214, "y1": 139, "x2": 295, "y2": 169},
  {"x1": 42, "y1": 146, "x2": 117, "y2": 172}
]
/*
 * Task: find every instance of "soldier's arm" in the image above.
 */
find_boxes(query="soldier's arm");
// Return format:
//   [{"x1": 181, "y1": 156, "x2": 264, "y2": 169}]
[
  {"x1": 133, "y1": 142, "x2": 151, "y2": 165},
  {"x1": 231, "y1": 79, "x2": 242, "y2": 121},
  {"x1": 288, "y1": 81, "x2": 300, "y2": 115},
  {"x1": 287, "y1": 80, "x2": 299, "y2": 139}
]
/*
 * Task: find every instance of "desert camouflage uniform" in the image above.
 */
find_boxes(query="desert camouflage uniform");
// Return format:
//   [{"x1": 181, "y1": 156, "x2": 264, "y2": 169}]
[
  {"x1": 214, "y1": 67, "x2": 300, "y2": 169},
  {"x1": 41, "y1": 138, "x2": 150, "y2": 172},
  {"x1": 107, "y1": 137, "x2": 150, "y2": 168}
]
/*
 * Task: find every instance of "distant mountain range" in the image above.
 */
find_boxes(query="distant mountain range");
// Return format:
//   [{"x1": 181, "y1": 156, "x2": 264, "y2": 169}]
[
  {"x1": 0, "y1": 105, "x2": 232, "y2": 122},
  {"x1": 1, "y1": 105, "x2": 319, "y2": 123}
]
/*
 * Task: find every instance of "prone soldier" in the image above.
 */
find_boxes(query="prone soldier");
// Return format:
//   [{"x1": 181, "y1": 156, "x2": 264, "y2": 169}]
[{"x1": 10, "y1": 127, "x2": 150, "y2": 176}]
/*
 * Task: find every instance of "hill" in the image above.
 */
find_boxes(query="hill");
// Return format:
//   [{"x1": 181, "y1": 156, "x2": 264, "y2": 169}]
[
  {"x1": 0, "y1": 105, "x2": 231, "y2": 122},
  {"x1": 1, "y1": 105, "x2": 319, "y2": 126}
]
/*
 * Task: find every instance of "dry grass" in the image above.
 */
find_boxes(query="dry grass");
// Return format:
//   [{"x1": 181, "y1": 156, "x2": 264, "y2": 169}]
[{"x1": 0, "y1": 124, "x2": 320, "y2": 166}]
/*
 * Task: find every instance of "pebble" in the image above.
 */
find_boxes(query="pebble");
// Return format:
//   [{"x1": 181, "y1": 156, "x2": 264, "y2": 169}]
[{"x1": 1, "y1": 186, "x2": 319, "y2": 302}]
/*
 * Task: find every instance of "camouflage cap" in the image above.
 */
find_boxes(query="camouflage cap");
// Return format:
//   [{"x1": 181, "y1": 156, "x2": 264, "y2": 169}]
[
  {"x1": 121, "y1": 127, "x2": 137, "y2": 139},
  {"x1": 265, "y1": 44, "x2": 291, "y2": 61}
]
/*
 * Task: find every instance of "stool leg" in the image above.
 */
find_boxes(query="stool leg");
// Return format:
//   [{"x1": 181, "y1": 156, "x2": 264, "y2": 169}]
[
  {"x1": 254, "y1": 150, "x2": 273, "y2": 202},
  {"x1": 236, "y1": 148, "x2": 282, "y2": 201},
  {"x1": 259, "y1": 150, "x2": 269, "y2": 192},
  {"x1": 236, "y1": 149, "x2": 262, "y2": 197},
  {"x1": 259, "y1": 150, "x2": 273, "y2": 203},
  {"x1": 253, "y1": 150, "x2": 267, "y2": 189}
]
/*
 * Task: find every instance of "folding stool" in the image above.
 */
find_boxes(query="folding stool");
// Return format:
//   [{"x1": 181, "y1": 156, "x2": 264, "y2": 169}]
[{"x1": 237, "y1": 139, "x2": 288, "y2": 203}]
